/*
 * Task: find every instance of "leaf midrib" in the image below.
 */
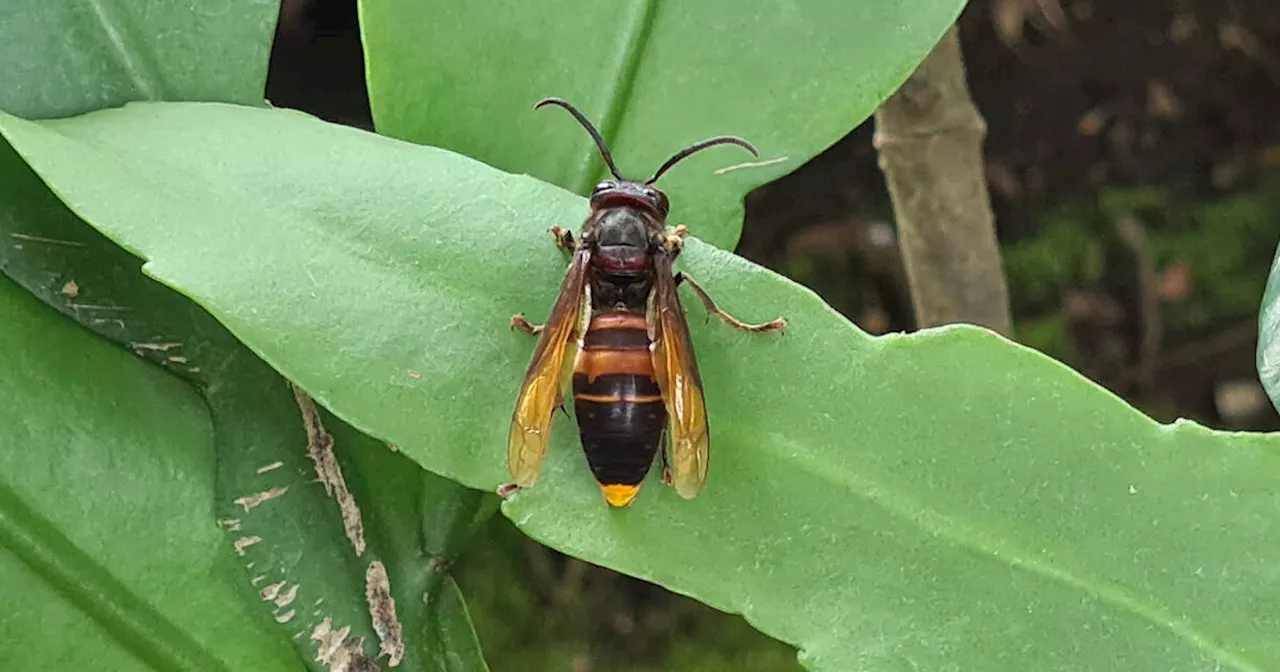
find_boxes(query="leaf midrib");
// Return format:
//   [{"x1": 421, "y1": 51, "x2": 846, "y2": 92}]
[
  {"x1": 85, "y1": 0, "x2": 164, "y2": 101},
  {"x1": 0, "y1": 477, "x2": 229, "y2": 671},
  {"x1": 568, "y1": 0, "x2": 661, "y2": 193}
]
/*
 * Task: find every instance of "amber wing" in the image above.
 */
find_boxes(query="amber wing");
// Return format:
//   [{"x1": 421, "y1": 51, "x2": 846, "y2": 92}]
[
  {"x1": 508, "y1": 248, "x2": 591, "y2": 486},
  {"x1": 649, "y1": 251, "x2": 710, "y2": 499}
]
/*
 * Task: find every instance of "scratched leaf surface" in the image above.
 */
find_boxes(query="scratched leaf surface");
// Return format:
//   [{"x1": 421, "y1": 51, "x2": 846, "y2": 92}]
[
  {"x1": 0, "y1": 141, "x2": 490, "y2": 671},
  {"x1": 4, "y1": 102, "x2": 1280, "y2": 671},
  {"x1": 358, "y1": 0, "x2": 966, "y2": 249},
  {"x1": 0, "y1": 0, "x2": 278, "y2": 119},
  {"x1": 0, "y1": 278, "x2": 300, "y2": 671}
]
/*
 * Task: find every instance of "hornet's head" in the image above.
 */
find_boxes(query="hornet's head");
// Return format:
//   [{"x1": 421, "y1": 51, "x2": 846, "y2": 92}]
[{"x1": 587, "y1": 178, "x2": 669, "y2": 217}]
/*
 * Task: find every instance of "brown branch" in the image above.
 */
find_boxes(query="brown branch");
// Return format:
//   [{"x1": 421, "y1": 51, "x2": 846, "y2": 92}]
[
  {"x1": 873, "y1": 26, "x2": 1013, "y2": 336},
  {"x1": 1114, "y1": 216, "x2": 1161, "y2": 393}
]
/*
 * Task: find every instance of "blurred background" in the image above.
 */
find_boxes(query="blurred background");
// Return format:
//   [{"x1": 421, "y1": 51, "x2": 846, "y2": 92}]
[{"x1": 266, "y1": 0, "x2": 1280, "y2": 669}]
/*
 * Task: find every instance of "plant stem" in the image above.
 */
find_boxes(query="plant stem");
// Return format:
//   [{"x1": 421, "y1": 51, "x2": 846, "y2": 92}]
[{"x1": 873, "y1": 26, "x2": 1013, "y2": 336}]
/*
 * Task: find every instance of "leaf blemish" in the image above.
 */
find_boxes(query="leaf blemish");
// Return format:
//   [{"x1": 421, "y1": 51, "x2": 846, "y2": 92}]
[
  {"x1": 364, "y1": 561, "x2": 405, "y2": 667},
  {"x1": 291, "y1": 383, "x2": 367, "y2": 556},
  {"x1": 425, "y1": 556, "x2": 448, "y2": 574},
  {"x1": 712, "y1": 155, "x2": 789, "y2": 175},
  {"x1": 311, "y1": 617, "x2": 379, "y2": 672},
  {"x1": 216, "y1": 517, "x2": 242, "y2": 532},
  {"x1": 67, "y1": 302, "x2": 128, "y2": 312},
  {"x1": 233, "y1": 535, "x2": 263, "y2": 556},
  {"x1": 10, "y1": 232, "x2": 87, "y2": 247},
  {"x1": 275, "y1": 584, "x2": 300, "y2": 608},
  {"x1": 234, "y1": 486, "x2": 289, "y2": 511},
  {"x1": 256, "y1": 460, "x2": 285, "y2": 474},
  {"x1": 275, "y1": 609, "x2": 297, "y2": 624},
  {"x1": 260, "y1": 581, "x2": 287, "y2": 602},
  {"x1": 60, "y1": 280, "x2": 79, "y2": 297},
  {"x1": 130, "y1": 341, "x2": 183, "y2": 351}
]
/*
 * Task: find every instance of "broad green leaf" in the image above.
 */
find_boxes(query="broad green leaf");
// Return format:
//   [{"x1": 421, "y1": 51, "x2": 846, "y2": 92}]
[
  {"x1": 0, "y1": 0, "x2": 279, "y2": 119},
  {"x1": 0, "y1": 276, "x2": 299, "y2": 671},
  {"x1": 0, "y1": 140, "x2": 490, "y2": 671},
  {"x1": 358, "y1": 0, "x2": 966, "y2": 248},
  {"x1": 4, "y1": 102, "x2": 1280, "y2": 670}
]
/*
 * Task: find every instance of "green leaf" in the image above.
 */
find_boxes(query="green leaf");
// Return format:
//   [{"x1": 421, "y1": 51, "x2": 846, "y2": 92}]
[
  {"x1": 0, "y1": 0, "x2": 278, "y2": 118},
  {"x1": 0, "y1": 138, "x2": 490, "y2": 671},
  {"x1": 4, "y1": 102, "x2": 1280, "y2": 670},
  {"x1": 0, "y1": 0, "x2": 279, "y2": 119},
  {"x1": 358, "y1": 0, "x2": 966, "y2": 248},
  {"x1": 0, "y1": 276, "x2": 300, "y2": 671}
]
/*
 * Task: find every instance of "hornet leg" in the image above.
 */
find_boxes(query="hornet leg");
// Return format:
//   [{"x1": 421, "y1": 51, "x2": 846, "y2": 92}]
[
  {"x1": 513, "y1": 227, "x2": 576, "y2": 334},
  {"x1": 510, "y1": 314, "x2": 543, "y2": 335},
  {"x1": 675, "y1": 273, "x2": 788, "y2": 333},
  {"x1": 662, "y1": 225, "x2": 689, "y2": 255},
  {"x1": 659, "y1": 430, "x2": 674, "y2": 486},
  {"x1": 550, "y1": 226, "x2": 575, "y2": 253},
  {"x1": 509, "y1": 315, "x2": 569, "y2": 417}
]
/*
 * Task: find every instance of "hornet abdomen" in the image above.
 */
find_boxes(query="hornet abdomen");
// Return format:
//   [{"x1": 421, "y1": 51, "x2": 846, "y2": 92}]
[{"x1": 572, "y1": 311, "x2": 666, "y2": 506}]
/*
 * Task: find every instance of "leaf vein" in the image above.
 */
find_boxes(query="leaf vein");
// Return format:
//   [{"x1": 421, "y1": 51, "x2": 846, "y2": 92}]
[
  {"x1": 0, "y1": 478, "x2": 228, "y2": 671},
  {"x1": 84, "y1": 0, "x2": 164, "y2": 100},
  {"x1": 572, "y1": 0, "x2": 661, "y2": 192}
]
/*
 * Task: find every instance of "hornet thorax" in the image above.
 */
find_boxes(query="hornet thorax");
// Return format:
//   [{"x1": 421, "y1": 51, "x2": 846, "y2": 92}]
[{"x1": 582, "y1": 200, "x2": 665, "y2": 312}]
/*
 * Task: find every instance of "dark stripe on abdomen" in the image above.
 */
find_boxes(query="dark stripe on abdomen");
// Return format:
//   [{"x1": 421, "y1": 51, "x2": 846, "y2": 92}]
[
  {"x1": 573, "y1": 373, "x2": 667, "y2": 486},
  {"x1": 583, "y1": 327, "x2": 650, "y2": 350},
  {"x1": 582, "y1": 315, "x2": 650, "y2": 350},
  {"x1": 575, "y1": 372, "x2": 661, "y2": 398}
]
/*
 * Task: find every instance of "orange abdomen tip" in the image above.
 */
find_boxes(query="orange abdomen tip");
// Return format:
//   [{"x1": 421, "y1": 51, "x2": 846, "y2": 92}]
[{"x1": 600, "y1": 483, "x2": 640, "y2": 507}]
